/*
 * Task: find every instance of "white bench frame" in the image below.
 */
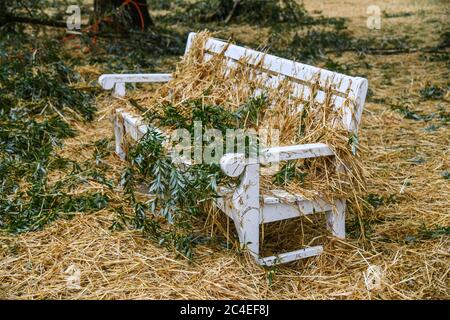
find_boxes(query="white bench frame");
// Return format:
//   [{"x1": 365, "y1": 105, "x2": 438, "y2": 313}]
[{"x1": 99, "y1": 32, "x2": 368, "y2": 266}]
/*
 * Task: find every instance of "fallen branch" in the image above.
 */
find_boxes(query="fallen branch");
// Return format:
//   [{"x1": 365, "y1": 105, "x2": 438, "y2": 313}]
[
  {"x1": 4, "y1": 15, "x2": 67, "y2": 28},
  {"x1": 325, "y1": 45, "x2": 449, "y2": 55},
  {"x1": 3, "y1": 15, "x2": 181, "y2": 50},
  {"x1": 224, "y1": 0, "x2": 242, "y2": 24},
  {"x1": 5, "y1": 15, "x2": 448, "y2": 56}
]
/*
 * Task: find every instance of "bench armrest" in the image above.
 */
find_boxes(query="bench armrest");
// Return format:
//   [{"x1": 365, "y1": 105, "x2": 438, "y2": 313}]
[
  {"x1": 260, "y1": 143, "x2": 334, "y2": 164},
  {"x1": 98, "y1": 73, "x2": 172, "y2": 97},
  {"x1": 219, "y1": 143, "x2": 334, "y2": 177}
]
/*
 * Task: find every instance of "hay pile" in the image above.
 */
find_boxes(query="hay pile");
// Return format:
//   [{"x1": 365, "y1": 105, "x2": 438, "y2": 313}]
[{"x1": 128, "y1": 31, "x2": 366, "y2": 202}]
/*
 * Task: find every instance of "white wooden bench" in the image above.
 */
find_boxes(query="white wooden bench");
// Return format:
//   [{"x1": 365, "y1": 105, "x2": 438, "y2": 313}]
[{"x1": 99, "y1": 32, "x2": 368, "y2": 266}]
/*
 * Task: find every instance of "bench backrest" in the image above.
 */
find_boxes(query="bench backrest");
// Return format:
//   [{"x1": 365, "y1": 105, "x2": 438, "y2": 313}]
[{"x1": 184, "y1": 32, "x2": 368, "y2": 134}]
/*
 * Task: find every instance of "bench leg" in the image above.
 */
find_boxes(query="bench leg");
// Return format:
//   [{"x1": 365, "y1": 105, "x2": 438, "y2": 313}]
[
  {"x1": 326, "y1": 199, "x2": 346, "y2": 238},
  {"x1": 231, "y1": 163, "x2": 261, "y2": 260},
  {"x1": 113, "y1": 82, "x2": 126, "y2": 98},
  {"x1": 239, "y1": 208, "x2": 260, "y2": 259},
  {"x1": 114, "y1": 111, "x2": 126, "y2": 160}
]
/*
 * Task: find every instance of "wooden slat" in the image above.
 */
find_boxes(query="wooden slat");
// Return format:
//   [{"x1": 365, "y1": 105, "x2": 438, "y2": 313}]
[
  {"x1": 261, "y1": 200, "x2": 333, "y2": 223},
  {"x1": 258, "y1": 245, "x2": 323, "y2": 266},
  {"x1": 203, "y1": 37, "x2": 356, "y2": 95},
  {"x1": 99, "y1": 73, "x2": 172, "y2": 89},
  {"x1": 260, "y1": 142, "x2": 334, "y2": 164},
  {"x1": 202, "y1": 60, "x2": 348, "y2": 116}
]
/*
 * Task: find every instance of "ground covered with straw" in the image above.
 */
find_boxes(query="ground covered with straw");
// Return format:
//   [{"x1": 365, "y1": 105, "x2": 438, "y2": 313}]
[{"x1": 0, "y1": 0, "x2": 448, "y2": 299}]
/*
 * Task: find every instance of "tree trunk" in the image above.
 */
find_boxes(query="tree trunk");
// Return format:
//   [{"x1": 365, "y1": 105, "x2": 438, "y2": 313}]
[
  {"x1": 93, "y1": 0, "x2": 153, "y2": 31},
  {"x1": 0, "y1": 1, "x2": 7, "y2": 26}
]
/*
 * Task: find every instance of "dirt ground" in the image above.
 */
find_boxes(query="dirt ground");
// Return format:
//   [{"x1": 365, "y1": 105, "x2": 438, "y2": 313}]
[{"x1": 0, "y1": 0, "x2": 448, "y2": 299}]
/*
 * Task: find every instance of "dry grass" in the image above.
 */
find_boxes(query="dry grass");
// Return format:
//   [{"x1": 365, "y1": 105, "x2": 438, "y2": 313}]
[{"x1": 0, "y1": 0, "x2": 448, "y2": 299}]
